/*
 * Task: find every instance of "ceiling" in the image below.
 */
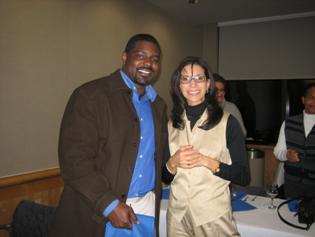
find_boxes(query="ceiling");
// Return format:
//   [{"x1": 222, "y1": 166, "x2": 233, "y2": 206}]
[{"x1": 145, "y1": 0, "x2": 315, "y2": 26}]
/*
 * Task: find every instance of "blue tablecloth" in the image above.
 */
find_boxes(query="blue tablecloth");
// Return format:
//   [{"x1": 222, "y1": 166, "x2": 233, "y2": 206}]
[
  {"x1": 287, "y1": 199, "x2": 299, "y2": 212},
  {"x1": 232, "y1": 191, "x2": 256, "y2": 212}
]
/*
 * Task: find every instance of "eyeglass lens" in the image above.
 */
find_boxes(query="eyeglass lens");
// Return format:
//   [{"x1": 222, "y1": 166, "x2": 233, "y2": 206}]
[{"x1": 180, "y1": 75, "x2": 206, "y2": 83}]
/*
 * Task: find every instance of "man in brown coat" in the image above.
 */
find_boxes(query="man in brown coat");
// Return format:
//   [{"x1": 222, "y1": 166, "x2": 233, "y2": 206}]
[{"x1": 49, "y1": 34, "x2": 167, "y2": 237}]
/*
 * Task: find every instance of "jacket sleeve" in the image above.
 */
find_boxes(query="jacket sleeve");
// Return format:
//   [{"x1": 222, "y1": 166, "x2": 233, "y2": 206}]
[
  {"x1": 215, "y1": 115, "x2": 251, "y2": 186},
  {"x1": 58, "y1": 87, "x2": 116, "y2": 216}
]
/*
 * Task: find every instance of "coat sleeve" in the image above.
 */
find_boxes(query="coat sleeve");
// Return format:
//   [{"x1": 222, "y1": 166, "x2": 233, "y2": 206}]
[{"x1": 58, "y1": 87, "x2": 116, "y2": 215}]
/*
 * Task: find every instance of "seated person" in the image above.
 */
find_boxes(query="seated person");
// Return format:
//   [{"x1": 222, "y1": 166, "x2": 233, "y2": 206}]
[{"x1": 214, "y1": 73, "x2": 247, "y2": 137}]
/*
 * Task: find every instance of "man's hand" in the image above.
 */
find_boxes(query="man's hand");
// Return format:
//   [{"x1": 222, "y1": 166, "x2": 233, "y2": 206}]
[
  {"x1": 286, "y1": 149, "x2": 300, "y2": 162},
  {"x1": 107, "y1": 202, "x2": 139, "y2": 229}
]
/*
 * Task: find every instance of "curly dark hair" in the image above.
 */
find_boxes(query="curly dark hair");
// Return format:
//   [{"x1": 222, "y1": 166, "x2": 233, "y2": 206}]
[{"x1": 170, "y1": 56, "x2": 223, "y2": 130}]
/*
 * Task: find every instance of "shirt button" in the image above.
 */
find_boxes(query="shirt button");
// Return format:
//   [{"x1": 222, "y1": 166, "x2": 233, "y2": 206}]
[
  {"x1": 140, "y1": 136, "x2": 143, "y2": 140},
  {"x1": 140, "y1": 155, "x2": 143, "y2": 159},
  {"x1": 138, "y1": 174, "x2": 142, "y2": 178}
]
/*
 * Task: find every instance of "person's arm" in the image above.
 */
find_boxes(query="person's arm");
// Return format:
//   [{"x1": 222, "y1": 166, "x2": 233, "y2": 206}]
[
  {"x1": 215, "y1": 115, "x2": 250, "y2": 186},
  {"x1": 59, "y1": 87, "x2": 118, "y2": 216},
  {"x1": 273, "y1": 121, "x2": 288, "y2": 161},
  {"x1": 230, "y1": 103, "x2": 247, "y2": 137},
  {"x1": 162, "y1": 129, "x2": 176, "y2": 184},
  {"x1": 162, "y1": 163, "x2": 175, "y2": 185}
]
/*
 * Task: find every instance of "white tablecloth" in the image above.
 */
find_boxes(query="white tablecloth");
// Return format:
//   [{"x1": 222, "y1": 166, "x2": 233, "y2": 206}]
[{"x1": 159, "y1": 195, "x2": 315, "y2": 237}]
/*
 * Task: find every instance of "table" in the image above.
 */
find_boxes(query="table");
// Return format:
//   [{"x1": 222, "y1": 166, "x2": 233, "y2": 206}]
[{"x1": 159, "y1": 194, "x2": 315, "y2": 237}]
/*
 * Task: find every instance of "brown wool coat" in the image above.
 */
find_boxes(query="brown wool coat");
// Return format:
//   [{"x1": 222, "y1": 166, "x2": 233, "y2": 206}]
[{"x1": 48, "y1": 70, "x2": 167, "y2": 237}]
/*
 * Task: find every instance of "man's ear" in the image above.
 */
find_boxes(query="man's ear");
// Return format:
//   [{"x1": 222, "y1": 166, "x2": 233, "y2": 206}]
[{"x1": 122, "y1": 52, "x2": 127, "y2": 65}]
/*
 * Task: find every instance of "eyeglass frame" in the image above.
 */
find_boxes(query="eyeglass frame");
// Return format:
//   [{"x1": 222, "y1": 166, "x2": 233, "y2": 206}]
[
  {"x1": 304, "y1": 95, "x2": 315, "y2": 100},
  {"x1": 179, "y1": 74, "x2": 208, "y2": 84}
]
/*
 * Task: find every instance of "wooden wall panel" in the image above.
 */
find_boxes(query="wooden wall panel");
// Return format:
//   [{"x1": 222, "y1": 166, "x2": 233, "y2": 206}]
[
  {"x1": 247, "y1": 144, "x2": 279, "y2": 187},
  {"x1": 0, "y1": 169, "x2": 63, "y2": 237}
]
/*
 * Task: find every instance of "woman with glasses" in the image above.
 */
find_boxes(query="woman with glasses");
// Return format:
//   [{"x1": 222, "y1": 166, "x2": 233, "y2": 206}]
[{"x1": 162, "y1": 56, "x2": 250, "y2": 237}]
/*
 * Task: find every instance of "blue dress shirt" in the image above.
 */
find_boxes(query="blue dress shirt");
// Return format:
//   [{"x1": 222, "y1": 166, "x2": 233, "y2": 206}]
[{"x1": 103, "y1": 70, "x2": 156, "y2": 217}]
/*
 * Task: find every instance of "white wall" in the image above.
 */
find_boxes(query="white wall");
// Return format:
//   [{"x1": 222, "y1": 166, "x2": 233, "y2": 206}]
[
  {"x1": 0, "y1": 0, "x2": 207, "y2": 177},
  {"x1": 218, "y1": 16, "x2": 315, "y2": 80},
  {"x1": 202, "y1": 23, "x2": 219, "y2": 72}
]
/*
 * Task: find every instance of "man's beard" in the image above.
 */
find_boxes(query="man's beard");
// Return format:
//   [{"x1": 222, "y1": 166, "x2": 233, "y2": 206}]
[{"x1": 133, "y1": 67, "x2": 156, "y2": 86}]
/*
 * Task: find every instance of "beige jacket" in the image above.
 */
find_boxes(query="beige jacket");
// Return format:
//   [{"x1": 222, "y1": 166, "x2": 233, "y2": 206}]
[{"x1": 168, "y1": 111, "x2": 232, "y2": 226}]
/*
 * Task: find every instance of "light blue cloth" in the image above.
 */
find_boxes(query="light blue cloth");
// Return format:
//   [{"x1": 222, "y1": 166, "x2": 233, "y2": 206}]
[
  {"x1": 232, "y1": 191, "x2": 257, "y2": 212},
  {"x1": 288, "y1": 199, "x2": 300, "y2": 212},
  {"x1": 161, "y1": 188, "x2": 170, "y2": 200},
  {"x1": 232, "y1": 191, "x2": 247, "y2": 200},
  {"x1": 105, "y1": 214, "x2": 154, "y2": 237},
  {"x1": 232, "y1": 199, "x2": 257, "y2": 212}
]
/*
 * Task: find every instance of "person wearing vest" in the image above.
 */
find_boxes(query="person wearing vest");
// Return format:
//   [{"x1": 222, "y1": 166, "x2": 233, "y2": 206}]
[
  {"x1": 274, "y1": 83, "x2": 315, "y2": 198},
  {"x1": 162, "y1": 56, "x2": 250, "y2": 237}
]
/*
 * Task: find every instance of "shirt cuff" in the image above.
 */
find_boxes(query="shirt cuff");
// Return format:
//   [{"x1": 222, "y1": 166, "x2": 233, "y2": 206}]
[
  {"x1": 276, "y1": 150, "x2": 288, "y2": 161},
  {"x1": 103, "y1": 199, "x2": 119, "y2": 217},
  {"x1": 166, "y1": 162, "x2": 176, "y2": 175}
]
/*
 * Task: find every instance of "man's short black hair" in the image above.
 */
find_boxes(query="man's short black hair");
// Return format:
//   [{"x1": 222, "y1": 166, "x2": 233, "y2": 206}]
[
  {"x1": 303, "y1": 83, "x2": 315, "y2": 97},
  {"x1": 213, "y1": 73, "x2": 227, "y2": 89},
  {"x1": 124, "y1": 33, "x2": 161, "y2": 54}
]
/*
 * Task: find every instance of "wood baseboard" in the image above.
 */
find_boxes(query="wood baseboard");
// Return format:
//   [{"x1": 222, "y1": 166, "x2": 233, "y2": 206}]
[
  {"x1": 0, "y1": 168, "x2": 61, "y2": 188},
  {"x1": 0, "y1": 168, "x2": 64, "y2": 237}
]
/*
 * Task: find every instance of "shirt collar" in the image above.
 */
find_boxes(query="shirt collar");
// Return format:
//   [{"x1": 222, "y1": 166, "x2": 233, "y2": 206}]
[
  {"x1": 219, "y1": 100, "x2": 226, "y2": 108},
  {"x1": 120, "y1": 70, "x2": 157, "y2": 102},
  {"x1": 303, "y1": 110, "x2": 315, "y2": 120}
]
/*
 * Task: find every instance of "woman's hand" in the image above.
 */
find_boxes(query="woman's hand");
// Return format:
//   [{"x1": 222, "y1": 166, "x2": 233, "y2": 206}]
[
  {"x1": 189, "y1": 151, "x2": 220, "y2": 173},
  {"x1": 168, "y1": 145, "x2": 198, "y2": 170},
  {"x1": 167, "y1": 145, "x2": 220, "y2": 173}
]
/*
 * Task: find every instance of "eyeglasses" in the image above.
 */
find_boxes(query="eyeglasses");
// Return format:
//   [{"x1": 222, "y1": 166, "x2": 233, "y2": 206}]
[
  {"x1": 304, "y1": 95, "x2": 315, "y2": 100},
  {"x1": 180, "y1": 75, "x2": 207, "y2": 84}
]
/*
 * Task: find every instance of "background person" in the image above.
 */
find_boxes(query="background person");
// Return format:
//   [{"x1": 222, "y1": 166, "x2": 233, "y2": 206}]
[
  {"x1": 273, "y1": 83, "x2": 315, "y2": 198},
  {"x1": 162, "y1": 56, "x2": 250, "y2": 237},
  {"x1": 49, "y1": 34, "x2": 167, "y2": 237},
  {"x1": 213, "y1": 73, "x2": 247, "y2": 137}
]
